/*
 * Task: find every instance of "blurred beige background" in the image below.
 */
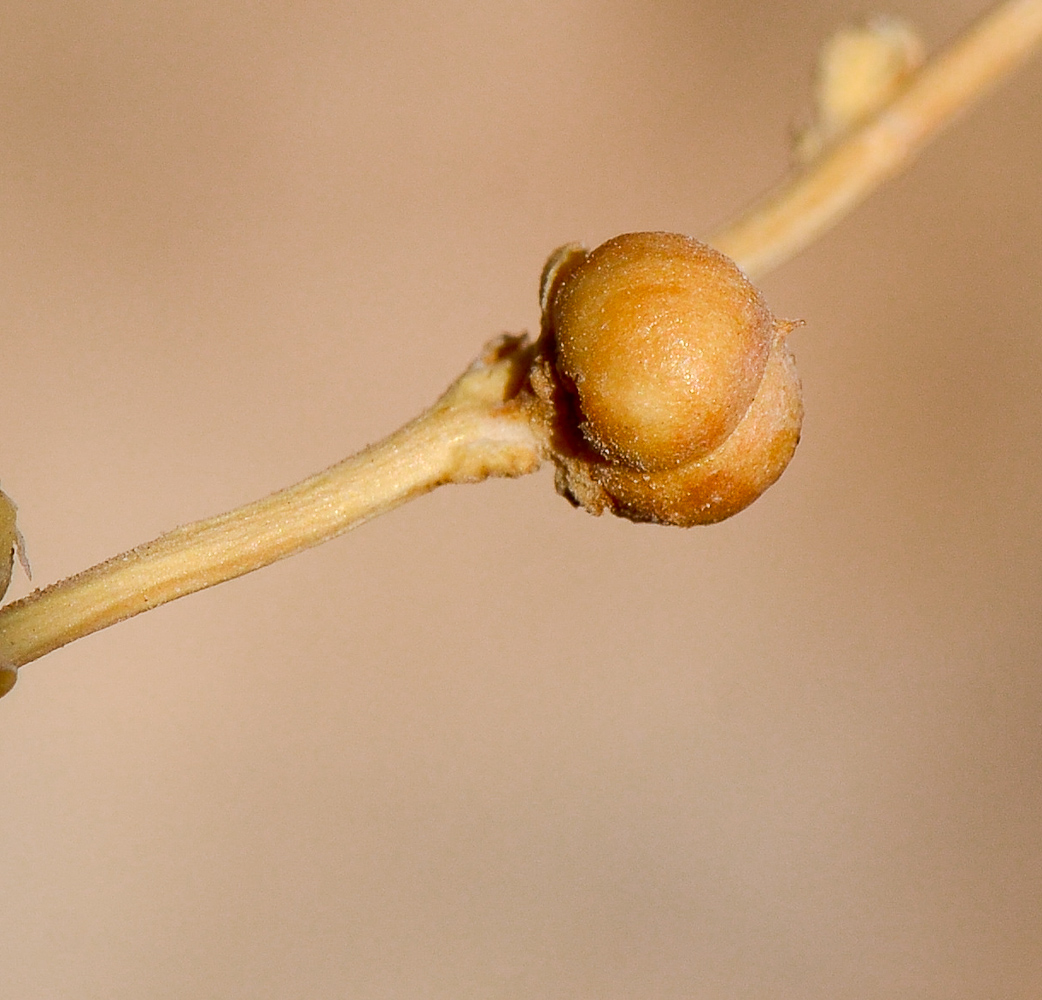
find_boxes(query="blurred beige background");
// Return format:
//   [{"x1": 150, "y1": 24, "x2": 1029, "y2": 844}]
[{"x1": 1, "y1": 1, "x2": 1040, "y2": 997}]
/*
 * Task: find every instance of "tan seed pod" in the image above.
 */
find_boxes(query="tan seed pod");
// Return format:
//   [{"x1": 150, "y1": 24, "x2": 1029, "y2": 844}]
[{"x1": 527, "y1": 231, "x2": 803, "y2": 526}]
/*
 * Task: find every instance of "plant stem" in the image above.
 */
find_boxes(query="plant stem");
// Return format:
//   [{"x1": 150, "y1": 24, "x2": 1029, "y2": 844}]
[
  {"x1": 2, "y1": 0, "x2": 1041, "y2": 683},
  {"x1": 710, "y1": 0, "x2": 1042, "y2": 279},
  {"x1": 0, "y1": 337, "x2": 539, "y2": 670}
]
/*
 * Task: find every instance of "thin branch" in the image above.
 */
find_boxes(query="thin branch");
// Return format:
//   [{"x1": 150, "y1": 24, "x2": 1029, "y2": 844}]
[
  {"x1": 0, "y1": 338, "x2": 538, "y2": 672},
  {"x1": 1, "y1": 0, "x2": 1040, "y2": 686},
  {"x1": 710, "y1": 0, "x2": 1042, "y2": 279}
]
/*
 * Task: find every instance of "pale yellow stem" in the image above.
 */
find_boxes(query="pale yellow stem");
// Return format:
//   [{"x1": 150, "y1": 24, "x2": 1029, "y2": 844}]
[
  {"x1": 0, "y1": 337, "x2": 539, "y2": 674},
  {"x1": 711, "y1": 0, "x2": 1042, "y2": 279},
  {"x1": 1, "y1": 0, "x2": 1041, "y2": 692}
]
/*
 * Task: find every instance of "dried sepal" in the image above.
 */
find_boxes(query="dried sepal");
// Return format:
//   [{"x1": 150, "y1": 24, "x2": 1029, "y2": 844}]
[{"x1": 0, "y1": 484, "x2": 29, "y2": 698}]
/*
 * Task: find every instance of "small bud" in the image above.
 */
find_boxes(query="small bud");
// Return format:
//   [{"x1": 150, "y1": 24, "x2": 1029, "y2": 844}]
[{"x1": 797, "y1": 16, "x2": 925, "y2": 161}]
